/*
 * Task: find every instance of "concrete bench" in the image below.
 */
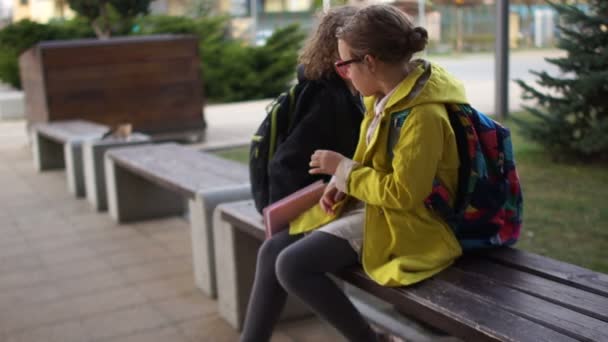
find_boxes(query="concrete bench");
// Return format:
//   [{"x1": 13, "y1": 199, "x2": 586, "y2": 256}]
[
  {"x1": 82, "y1": 134, "x2": 151, "y2": 211},
  {"x1": 215, "y1": 200, "x2": 608, "y2": 341},
  {"x1": 104, "y1": 142, "x2": 251, "y2": 298},
  {"x1": 31, "y1": 120, "x2": 109, "y2": 197}
]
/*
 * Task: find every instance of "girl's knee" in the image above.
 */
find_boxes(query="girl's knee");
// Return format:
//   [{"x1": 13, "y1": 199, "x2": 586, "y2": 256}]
[
  {"x1": 275, "y1": 248, "x2": 303, "y2": 291},
  {"x1": 257, "y1": 237, "x2": 286, "y2": 266}
]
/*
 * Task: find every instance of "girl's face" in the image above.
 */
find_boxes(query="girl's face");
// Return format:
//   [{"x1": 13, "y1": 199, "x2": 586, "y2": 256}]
[{"x1": 337, "y1": 39, "x2": 379, "y2": 97}]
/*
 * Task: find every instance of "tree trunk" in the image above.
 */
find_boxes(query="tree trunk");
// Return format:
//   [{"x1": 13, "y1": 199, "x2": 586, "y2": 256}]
[
  {"x1": 99, "y1": 2, "x2": 111, "y2": 39},
  {"x1": 92, "y1": 21, "x2": 110, "y2": 40}
]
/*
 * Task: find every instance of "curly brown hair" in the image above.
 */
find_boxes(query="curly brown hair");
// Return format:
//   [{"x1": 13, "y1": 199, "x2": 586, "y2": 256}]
[{"x1": 299, "y1": 5, "x2": 358, "y2": 80}]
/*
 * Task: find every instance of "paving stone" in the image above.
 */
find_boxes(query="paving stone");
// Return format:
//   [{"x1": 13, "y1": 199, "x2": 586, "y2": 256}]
[
  {"x1": 103, "y1": 326, "x2": 188, "y2": 342},
  {"x1": 80, "y1": 305, "x2": 168, "y2": 341},
  {"x1": 151, "y1": 291, "x2": 217, "y2": 322}
]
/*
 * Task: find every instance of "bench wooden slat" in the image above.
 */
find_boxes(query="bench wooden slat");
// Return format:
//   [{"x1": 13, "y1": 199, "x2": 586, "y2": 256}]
[
  {"x1": 36, "y1": 119, "x2": 109, "y2": 143},
  {"x1": 454, "y1": 257, "x2": 608, "y2": 323},
  {"x1": 438, "y1": 267, "x2": 608, "y2": 341},
  {"x1": 336, "y1": 268, "x2": 578, "y2": 342},
  {"x1": 485, "y1": 248, "x2": 608, "y2": 297},
  {"x1": 107, "y1": 143, "x2": 249, "y2": 198}
]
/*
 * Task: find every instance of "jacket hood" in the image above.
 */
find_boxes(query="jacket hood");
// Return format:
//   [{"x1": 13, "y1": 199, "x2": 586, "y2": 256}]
[
  {"x1": 364, "y1": 60, "x2": 468, "y2": 112},
  {"x1": 297, "y1": 64, "x2": 306, "y2": 83}
]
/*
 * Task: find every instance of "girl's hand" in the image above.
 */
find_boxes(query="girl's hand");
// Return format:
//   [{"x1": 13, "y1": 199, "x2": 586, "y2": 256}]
[
  {"x1": 309, "y1": 150, "x2": 344, "y2": 176},
  {"x1": 319, "y1": 182, "x2": 346, "y2": 215}
]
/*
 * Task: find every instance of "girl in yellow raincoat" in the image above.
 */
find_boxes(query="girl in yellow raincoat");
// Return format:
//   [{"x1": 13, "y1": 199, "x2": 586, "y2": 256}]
[{"x1": 242, "y1": 4, "x2": 467, "y2": 342}]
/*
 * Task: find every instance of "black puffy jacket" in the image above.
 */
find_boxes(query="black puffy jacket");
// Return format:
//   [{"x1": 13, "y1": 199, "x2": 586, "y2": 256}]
[{"x1": 267, "y1": 68, "x2": 364, "y2": 204}]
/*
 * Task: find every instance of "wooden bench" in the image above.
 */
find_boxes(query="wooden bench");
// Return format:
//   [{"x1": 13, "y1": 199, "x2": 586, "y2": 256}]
[
  {"x1": 31, "y1": 119, "x2": 109, "y2": 197},
  {"x1": 104, "y1": 142, "x2": 252, "y2": 298},
  {"x1": 215, "y1": 200, "x2": 608, "y2": 341}
]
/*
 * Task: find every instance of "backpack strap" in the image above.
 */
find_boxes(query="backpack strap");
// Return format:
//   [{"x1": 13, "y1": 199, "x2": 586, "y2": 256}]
[
  {"x1": 446, "y1": 104, "x2": 474, "y2": 214},
  {"x1": 424, "y1": 104, "x2": 477, "y2": 234},
  {"x1": 268, "y1": 98, "x2": 282, "y2": 162},
  {"x1": 287, "y1": 85, "x2": 297, "y2": 130},
  {"x1": 268, "y1": 83, "x2": 303, "y2": 161}
]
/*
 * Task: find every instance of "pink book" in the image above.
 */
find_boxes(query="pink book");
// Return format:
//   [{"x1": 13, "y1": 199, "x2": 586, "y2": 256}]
[{"x1": 263, "y1": 180, "x2": 326, "y2": 239}]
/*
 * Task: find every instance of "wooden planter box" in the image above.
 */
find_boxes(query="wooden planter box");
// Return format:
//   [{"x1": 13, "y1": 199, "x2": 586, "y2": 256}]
[{"x1": 19, "y1": 35, "x2": 205, "y2": 138}]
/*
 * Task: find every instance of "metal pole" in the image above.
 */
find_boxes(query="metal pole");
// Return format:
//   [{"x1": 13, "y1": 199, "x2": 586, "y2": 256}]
[
  {"x1": 418, "y1": 0, "x2": 426, "y2": 57},
  {"x1": 418, "y1": 0, "x2": 425, "y2": 27},
  {"x1": 250, "y1": 0, "x2": 258, "y2": 45},
  {"x1": 323, "y1": 0, "x2": 330, "y2": 12},
  {"x1": 495, "y1": 0, "x2": 509, "y2": 119}
]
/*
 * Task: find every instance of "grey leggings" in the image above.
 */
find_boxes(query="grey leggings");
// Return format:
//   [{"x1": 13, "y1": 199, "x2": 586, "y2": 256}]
[{"x1": 240, "y1": 230, "x2": 378, "y2": 342}]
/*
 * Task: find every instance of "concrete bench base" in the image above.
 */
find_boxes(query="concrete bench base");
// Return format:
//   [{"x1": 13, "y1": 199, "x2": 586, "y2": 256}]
[
  {"x1": 105, "y1": 154, "x2": 185, "y2": 223},
  {"x1": 188, "y1": 185, "x2": 253, "y2": 298},
  {"x1": 32, "y1": 131, "x2": 65, "y2": 172},
  {"x1": 65, "y1": 141, "x2": 86, "y2": 197},
  {"x1": 31, "y1": 120, "x2": 110, "y2": 197},
  {"x1": 32, "y1": 120, "x2": 109, "y2": 174},
  {"x1": 0, "y1": 91, "x2": 24, "y2": 120},
  {"x1": 83, "y1": 135, "x2": 150, "y2": 211}
]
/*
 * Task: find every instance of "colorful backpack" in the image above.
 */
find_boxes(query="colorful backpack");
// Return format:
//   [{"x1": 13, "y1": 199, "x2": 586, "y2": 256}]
[{"x1": 424, "y1": 104, "x2": 524, "y2": 250}]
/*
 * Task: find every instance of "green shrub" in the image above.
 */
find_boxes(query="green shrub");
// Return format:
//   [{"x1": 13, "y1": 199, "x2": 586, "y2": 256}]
[
  {"x1": 66, "y1": 0, "x2": 151, "y2": 38},
  {"x1": 0, "y1": 20, "x2": 57, "y2": 53},
  {"x1": 134, "y1": 15, "x2": 305, "y2": 102},
  {"x1": 248, "y1": 24, "x2": 306, "y2": 98},
  {"x1": 0, "y1": 49, "x2": 19, "y2": 88},
  {"x1": 48, "y1": 16, "x2": 96, "y2": 40},
  {"x1": 0, "y1": 18, "x2": 94, "y2": 88}
]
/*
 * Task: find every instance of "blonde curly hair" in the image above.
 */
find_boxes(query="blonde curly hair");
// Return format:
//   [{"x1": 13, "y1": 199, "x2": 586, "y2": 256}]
[{"x1": 298, "y1": 5, "x2": 358, "y2": 80}]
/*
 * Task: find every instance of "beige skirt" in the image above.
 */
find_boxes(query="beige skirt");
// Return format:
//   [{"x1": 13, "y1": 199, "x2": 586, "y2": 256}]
[{"x1": 317, "y1": 200, "x2": 365, "y2": 256}]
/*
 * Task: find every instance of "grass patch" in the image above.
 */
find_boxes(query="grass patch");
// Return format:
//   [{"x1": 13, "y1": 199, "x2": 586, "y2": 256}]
[
  {"x1": 504, "y1": 113, "x2": 608, "y2": 273},
  {"x1": 213, "y1": 114, "x2": 608, "y2": 274},
  {"x1": 212, "y1": 146, "x2": 249, "y2": 163}
]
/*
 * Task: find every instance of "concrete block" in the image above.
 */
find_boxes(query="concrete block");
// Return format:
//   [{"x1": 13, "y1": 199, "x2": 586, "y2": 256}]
[
  {"x1": 104, "y1": 155, "x2": 185, "y2": 223},
  {"x1": 83, "y1": 134, "x2": 150, "y2": 211},
  {"x1": 188, "y1": 184, "x2": 252, "y2": 298},
  {"x1": 0, "y1": 91, "x2": 24, "y2": 120},
  {"x1": 65, "y1": 140, "x2": 85, "y2": 197},
  {"x1": 31, "y1": 131, "x2": 64, "y2": 172}
]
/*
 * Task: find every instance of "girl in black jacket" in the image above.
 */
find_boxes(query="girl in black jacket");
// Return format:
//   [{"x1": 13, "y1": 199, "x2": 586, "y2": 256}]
[
  {"x1": 241, "y1": 5, "x2": 367, "y2": 342},
  {"x1": 265, "y1": 10, "x2": 364, "y2": 205}
]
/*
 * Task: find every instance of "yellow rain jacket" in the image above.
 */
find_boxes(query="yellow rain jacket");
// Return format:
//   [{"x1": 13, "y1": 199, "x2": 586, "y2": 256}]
[{"x1": 290, "y1": 60, "x2": 467, "y2": 286}]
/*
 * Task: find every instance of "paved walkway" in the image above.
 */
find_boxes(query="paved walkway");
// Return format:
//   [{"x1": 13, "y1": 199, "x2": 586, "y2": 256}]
[{"x1": 0, "y1": 121, "x2": 346, "y2": 341}]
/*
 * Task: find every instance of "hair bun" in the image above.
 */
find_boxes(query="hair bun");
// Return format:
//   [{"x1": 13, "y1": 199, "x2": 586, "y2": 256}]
[{"x1": 409, "y1": 26, "x2": 428, "y2": 53}]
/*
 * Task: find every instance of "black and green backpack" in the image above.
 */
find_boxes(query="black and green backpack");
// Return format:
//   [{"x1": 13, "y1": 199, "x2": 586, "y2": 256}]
[{"x1": 250, "y1": 82, "x2": 309, "y2": 213}]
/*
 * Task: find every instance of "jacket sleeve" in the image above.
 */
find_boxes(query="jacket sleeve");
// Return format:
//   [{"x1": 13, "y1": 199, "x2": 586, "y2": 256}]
[
  {"x1": 268, "y1": 91, "x2": 336, "y2": 203},
  {"x1": 346, "y1": 104, "x2": 447, "y2": 210}
]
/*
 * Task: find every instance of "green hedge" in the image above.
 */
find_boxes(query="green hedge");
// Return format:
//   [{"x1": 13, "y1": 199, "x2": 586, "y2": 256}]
[
  {"x1": 0, "y1": 18, "x2": 95, "y2": 88},
  {"x1": 0, "y1": 15, "x2": 305, "y2": 102},
  {"x1": 133, "y1": 15, "x2": 304, "y2": 102}
]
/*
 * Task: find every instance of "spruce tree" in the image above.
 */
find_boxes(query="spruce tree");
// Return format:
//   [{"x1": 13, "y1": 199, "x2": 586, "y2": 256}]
[
  {"x1": 516, "y1": 0, "x2": 608, "y2": 161},
  {"x1": 67, "y1": 0, "x2": 151, "y2": 38}
]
